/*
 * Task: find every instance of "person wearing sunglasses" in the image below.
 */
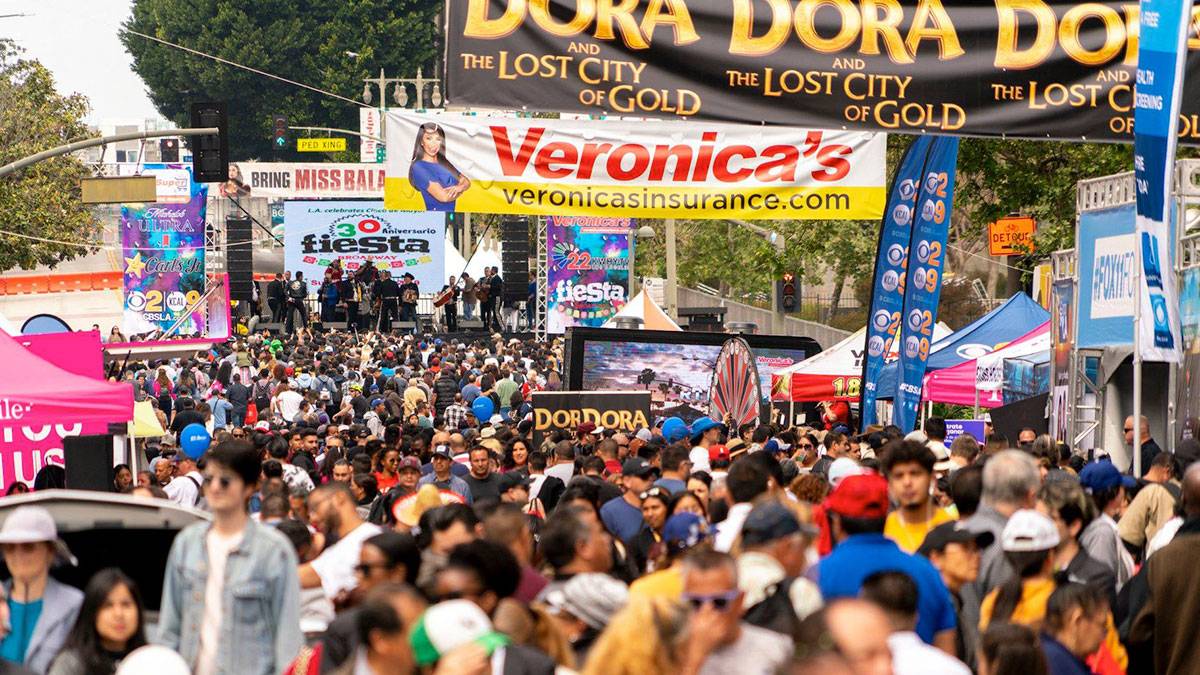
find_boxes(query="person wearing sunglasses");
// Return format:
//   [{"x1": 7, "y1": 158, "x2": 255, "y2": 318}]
[
  {"x1": 158, "y1": 440, "x2": 302, "y2": 675},
  {"x1": 678, "y1": 550, "x2": 792, "y2": 675},
  {"x1": 630, "y1": 487, "x2": 672, "y2": 574}
]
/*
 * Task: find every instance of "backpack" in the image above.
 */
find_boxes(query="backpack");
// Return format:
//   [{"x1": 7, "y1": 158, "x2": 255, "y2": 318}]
[{"x1": 742, "y1": 577, "x2": 802, "y2": 637}]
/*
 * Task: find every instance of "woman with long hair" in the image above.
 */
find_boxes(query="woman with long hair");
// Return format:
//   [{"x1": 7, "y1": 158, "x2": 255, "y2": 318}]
[
  {"x1": 48, "y1": 568, "x2": 146, "y2": 675},
  {"x1": 407, "y1": 122, "x2": 470, "y2": 211},
  {"x1": 581, "y1": 596, "x2": 689, "y2": 675},
  {"x1": 502, "y1": 438, "x2": 531, "y2": 475},
  {"x1": 980, "y1": 510, "x2": 1059, "y2": 631},
  {"x1": 630, "y1": 487, "x2": 672, "y2": 574}
]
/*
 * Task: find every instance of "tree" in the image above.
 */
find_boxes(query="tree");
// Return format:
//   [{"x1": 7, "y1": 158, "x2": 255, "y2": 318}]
[
  {"x1": 0, "y1": 41, "x2": 98, "y2": 272},
  {"x1": 121, "y1": 0, "x2": 441, "y2": 159}
]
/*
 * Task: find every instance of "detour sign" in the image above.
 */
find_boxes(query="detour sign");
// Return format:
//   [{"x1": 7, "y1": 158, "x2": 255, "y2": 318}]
[{"x1": 989, "y1": 216, "x2": 1036, "y2": 256}]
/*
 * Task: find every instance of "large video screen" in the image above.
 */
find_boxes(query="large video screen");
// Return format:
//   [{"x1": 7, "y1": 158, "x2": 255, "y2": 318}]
[{"x1": 566, "y1": 328, "x2": 821, "y2": 423}]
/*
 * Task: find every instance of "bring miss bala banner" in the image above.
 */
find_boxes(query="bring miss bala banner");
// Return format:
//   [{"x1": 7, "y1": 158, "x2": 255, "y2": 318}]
[{"x1": 383, "y1": 111, "x2": 885, "y2": 220}]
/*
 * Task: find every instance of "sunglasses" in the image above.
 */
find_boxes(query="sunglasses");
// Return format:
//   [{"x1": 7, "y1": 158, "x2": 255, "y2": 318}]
[
  {"x1": 354, "y1": 562, "x2": 391, "y2": 576},
  {"x1": 798, "y1": 443, "x2": 814, "y2": 449},
  {"x1": 203, "y1": 474, "x2": 233, "y2": 489},
  {"x1": 683, "y1": 590, "x2": 740, "y2": 612},
  {"x1": 231, "y1": 432, "x2": 246, "y2": 438},
  {"x1": 639, "y1": 487, "x2": 668, "y2": 500},
  {"x1": 1124, "y1": 427, "x2": 1134, "y2": 432}
]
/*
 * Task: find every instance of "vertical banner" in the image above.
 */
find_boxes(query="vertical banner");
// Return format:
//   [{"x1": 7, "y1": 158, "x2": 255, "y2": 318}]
[
  {"x1": 1132, "y1": 0, "x2": 1188, "y2": 363},
  {"x1": 1051, "y1": 279, "x2": 1075, "y2": 443},
  {"x1": 121, "y1": 188, "x2": 208, "y2": 337},
  {"x1": 893, "y1": 137, "x2": 961, "y2": 432},
  {"x1": 546, "y1": 216, "x2": 631, "y2": 334},
  {"x1": 861, "y1": 136, "x2": 933, "y2": 427},
  {"x1": 360, "y1": 108, "x2": 382, "y2": 163}
]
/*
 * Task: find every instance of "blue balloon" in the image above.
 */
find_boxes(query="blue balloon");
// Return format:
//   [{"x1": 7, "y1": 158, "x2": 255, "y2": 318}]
[
  {"x1": 662, "y1": 417, "x2": 690, "y2": 444},
  {"x1": 471, "y1": 396, "x2": 495, "y2": 422},
  {"x1": 180, "y1": 423, "x2": 211, "y2": 460}
]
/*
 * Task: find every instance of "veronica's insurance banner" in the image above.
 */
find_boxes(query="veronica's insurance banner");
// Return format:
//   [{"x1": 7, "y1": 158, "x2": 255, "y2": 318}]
[{"x1": 384, "y1": 111, "x2": 885, "y2": 220}]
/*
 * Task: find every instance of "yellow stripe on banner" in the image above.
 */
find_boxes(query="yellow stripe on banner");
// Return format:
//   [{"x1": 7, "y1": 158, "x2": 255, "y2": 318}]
[{"x1": 384, "y1": 178, "x2": 883, "y2": 220}]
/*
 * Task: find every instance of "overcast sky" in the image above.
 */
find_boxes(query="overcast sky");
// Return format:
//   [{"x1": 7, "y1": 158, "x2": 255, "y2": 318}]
[{"x1": 2, "y1": 0, "x2": 160, "y2": 123}]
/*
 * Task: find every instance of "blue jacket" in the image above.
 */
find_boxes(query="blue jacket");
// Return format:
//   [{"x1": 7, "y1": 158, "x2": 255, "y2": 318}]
[
  {"x1": 156, "y1": 517, "x2": 302, "y2": 675},
  {"x1": 3, "y1": 577, "x2": 82, "y2": 675}
]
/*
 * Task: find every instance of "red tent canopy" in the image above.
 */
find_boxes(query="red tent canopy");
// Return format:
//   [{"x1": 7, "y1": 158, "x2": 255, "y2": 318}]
[{"x1": 0, "y1": 330, "x2": 132, "y2": 426}]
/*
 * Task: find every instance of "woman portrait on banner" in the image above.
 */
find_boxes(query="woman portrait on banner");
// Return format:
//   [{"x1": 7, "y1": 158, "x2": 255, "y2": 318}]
[
  {"x1": 219, "y1": 162, "x2": 250, "y2": 199},
  {"x1": 408, "y1": 122, "x2": 470, "y2": 212}
]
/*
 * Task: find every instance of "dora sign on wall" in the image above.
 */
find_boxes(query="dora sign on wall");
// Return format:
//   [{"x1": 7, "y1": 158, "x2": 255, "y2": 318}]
[{"x1": 446, "y1": 0, "x2": 1200, "y2": 143}]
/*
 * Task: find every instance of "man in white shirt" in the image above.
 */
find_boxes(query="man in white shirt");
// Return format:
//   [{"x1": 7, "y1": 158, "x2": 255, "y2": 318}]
[
  {"x1": 274, "y1": 382, "x2": 304, "y2": 422},
  {"x1": 690, "y1": 417, "x2": 726, "y2": 474},
  {"x1": 299, "y1": 482, "x2": 383, "y2": 601},
  {"x1": 715, "y1": 459, "x2": 771, "y2": 552},
  {"x1": 545, "y1": 441, "x2": 576, "y2": 485},
  {"x1": 861, "y1": 570, "x2": 970, "y2": 675},
  {"x1": 164, "y1": 451, "x2": 204, "y2": 508}
]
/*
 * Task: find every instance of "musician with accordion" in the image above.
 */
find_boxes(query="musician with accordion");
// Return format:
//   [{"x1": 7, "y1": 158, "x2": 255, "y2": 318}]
[{"x1": 398, "y1": 272, "x2": 421, "y2": 330}]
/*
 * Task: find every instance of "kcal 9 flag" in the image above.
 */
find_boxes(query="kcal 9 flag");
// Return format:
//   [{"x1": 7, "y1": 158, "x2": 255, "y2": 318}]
[
  {"x1": 893, "y1": 136, "x2": 960, "y2": 433},
  {"x1": 1132, "y1": 0, "x2": 1188, "y2": 363},
  {"x1": 860, "y1": 136, "x2": 933, "y2": 428}
]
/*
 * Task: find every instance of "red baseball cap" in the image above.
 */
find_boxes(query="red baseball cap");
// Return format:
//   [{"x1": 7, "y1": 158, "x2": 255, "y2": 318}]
[
  {"x1": 708, "y1": 444, "x2": 730, "y2": 463},
  {"x1": 824, "y1": 473, "x2": 889, "y2": 519},
  {"x1": 577, "y1": 422, "x2": 597, "y2": 436}
]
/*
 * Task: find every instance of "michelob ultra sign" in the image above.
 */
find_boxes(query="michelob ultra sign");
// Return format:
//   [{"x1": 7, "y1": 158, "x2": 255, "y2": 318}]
[{"x1": 384, "y1": 112, "x2": 885, "y2": 220}]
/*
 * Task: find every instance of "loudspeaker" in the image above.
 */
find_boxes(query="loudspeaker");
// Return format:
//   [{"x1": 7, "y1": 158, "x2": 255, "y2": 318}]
[
  {"x1": 64, "y1": 434, "x2": 115, "y2": 492},
  {"x1": 226, "y1": 216, "x2": 254, "y2": 302},
  {"x1": 500, "y1": 216, "x2": 530, "y2": 305}
]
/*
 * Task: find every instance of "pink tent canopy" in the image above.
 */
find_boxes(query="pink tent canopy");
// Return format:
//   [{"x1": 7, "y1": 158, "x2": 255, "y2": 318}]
[
  {"x1": 922, "y1": 322, "x2": 1050, "y2": 407},
  {"x1": 0, "y1": 330, "x2": 132, "y2": 425}
]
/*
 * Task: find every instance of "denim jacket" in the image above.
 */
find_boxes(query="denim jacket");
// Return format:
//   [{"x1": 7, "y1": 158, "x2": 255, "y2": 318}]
[{"x1": 156, "y1": 517, "x2": 302, "y2": 675}]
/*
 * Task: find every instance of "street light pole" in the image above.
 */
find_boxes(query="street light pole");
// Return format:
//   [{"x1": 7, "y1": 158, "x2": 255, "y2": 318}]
[{"x1": 665, "y1": 218, "x2": 678, "y2": 320}]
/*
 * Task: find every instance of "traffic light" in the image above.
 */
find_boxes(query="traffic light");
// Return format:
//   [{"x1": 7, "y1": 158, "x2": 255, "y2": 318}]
[
  {"x1": 778, "y1": 271, "x2": 799, "y2": 313},
  {"x1": 189, "y1": 102, "x2": 228, "y2": 183},
  {"x1": 272, "y1": 114, "x2": 288, "y2": 150},
  {"x1": 159, "y1": 138, "x2": 179, "y2": 162}
]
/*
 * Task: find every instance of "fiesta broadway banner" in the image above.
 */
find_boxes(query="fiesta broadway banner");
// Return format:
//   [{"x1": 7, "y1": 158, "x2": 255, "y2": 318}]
[
  {"x1": 893, "y1": 136, "x2": 960, "y2": 433},
  {"x1": 283, "y1": 202, "x2": 446, "y2": 292},
  {"x1": 531, "y1": 390, "x2": 651, "y2": 446},
  {"x1": 547, "y1": 216, "x2": 632, "y2": 333},
  {"x1": 383, "y1": 112, "x2": 885, "y2": 220},
  {"x1": 447, "y1": 1, "x2": 1200, "y2": 144},
  {"x1": 1132, "y1": 0, "x2": 1187, "y2": 363},
  {"x1": 121, "y1": 189, "x2": 207, "y2": 337},
  {"x1": 860, "y1": 135, "x2": 932, "y2": 428}
]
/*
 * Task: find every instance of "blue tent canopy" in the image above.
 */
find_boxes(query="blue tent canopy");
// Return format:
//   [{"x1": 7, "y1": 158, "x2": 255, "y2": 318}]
[{"x1": 874, "y1": 293, "x2": 1051, "y2": 400}]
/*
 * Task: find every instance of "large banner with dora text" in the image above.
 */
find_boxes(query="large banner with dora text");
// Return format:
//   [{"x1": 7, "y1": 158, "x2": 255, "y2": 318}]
[
  {"x1": 447, "y1": 1, "x2": 1200, "y2": 144},
  {"x1": 384, "y1": 111, "x2": 885, "y2": 220},
  {"x1": 121, "y1": 189, "x2": 207, "y2": 337}
]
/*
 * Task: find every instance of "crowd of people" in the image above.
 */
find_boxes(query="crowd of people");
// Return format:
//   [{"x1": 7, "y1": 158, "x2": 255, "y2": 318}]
[{"x1": 0, "y1": 325, "x2": 1195, "y2": 675}]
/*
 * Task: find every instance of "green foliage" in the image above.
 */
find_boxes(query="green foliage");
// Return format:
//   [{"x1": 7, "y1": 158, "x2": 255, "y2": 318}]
[
  {"x1": 0, "y1": 42, "x2": 98, "y2": 272},
  {"x1": 121, "y1": 0, "x2": 441, "y2": 159}
]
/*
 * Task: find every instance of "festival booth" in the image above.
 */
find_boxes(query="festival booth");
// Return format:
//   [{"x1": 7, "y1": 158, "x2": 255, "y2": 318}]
[
  {"x1": 922, "y1": 322, "x2": 1051, "y2": 409},
  {"x1": 770, "y1": 322, "x2": 951, "y2": 402},
  {"x1": 872, "y1": 293, "x2": 1050, "y2": 409},
  {"x1": 0, "y1": 330, "x2": 133, "y2": 488},
  {"x1": 602, "y1": 290, "x2": 681, "y2": 332}
]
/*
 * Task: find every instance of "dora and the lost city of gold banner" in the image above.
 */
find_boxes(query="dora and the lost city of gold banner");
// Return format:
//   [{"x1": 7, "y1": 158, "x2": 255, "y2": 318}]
[{"x1": 446, "y1": 0, "x2": 1200, "y2": 143}]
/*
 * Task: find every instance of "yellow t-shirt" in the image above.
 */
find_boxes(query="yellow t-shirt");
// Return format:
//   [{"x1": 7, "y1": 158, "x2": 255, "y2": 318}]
[
  {"x1": 884, "y1": 507, "x2": 955, "y2": 553},
  {"x1": 629, "y1": 566, "x2": 683, "y2": 600},
  {"x1": 979, "y1": 578, "x2": 1054, "y2": 631}
]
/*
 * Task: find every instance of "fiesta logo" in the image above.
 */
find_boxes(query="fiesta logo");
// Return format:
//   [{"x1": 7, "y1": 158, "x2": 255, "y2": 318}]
[
  {"x1": 887, "y1": 244, "x2": 906, "y2": 266},
  {"x1": 867, "y1": 335, "x2": 885, "y2": 357},
  {"x1": 872, "y1": 310, "x2": 891, "y2": 331},
  {"x1": 881, "y1": 270, "x2": 899, "y2": 292}
]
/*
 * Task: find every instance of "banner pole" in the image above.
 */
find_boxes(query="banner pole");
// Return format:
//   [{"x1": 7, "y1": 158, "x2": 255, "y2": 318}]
[{"x1": 1134, "y1": 244, "x2": 1143, "y2": 477}]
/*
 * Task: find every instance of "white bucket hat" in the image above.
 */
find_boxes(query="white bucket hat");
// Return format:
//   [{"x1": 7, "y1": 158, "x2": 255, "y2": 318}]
[{"x1": 0, "y1": 506, "x2": 77, "y2": 566}]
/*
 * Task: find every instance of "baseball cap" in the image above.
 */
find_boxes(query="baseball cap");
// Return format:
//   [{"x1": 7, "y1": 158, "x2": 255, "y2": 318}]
[
  {"x1": 827, "y1": 457, "x2": 863, "y2": 487},
  {"x1": 542, "y1": 574, "x2": 629, "y2": 631},
  {"x1": 741, "y1": 501, "x2": 816, "y2": 546},
  {"x1": 431, "y1": 444, "x2": 452, "y2": 459},
  {"x1": 917, "y1": 521, "x2": 996, "y2": 557},
  {"x1": 635, "y1": 428, "x2": 654, "y2": 443},
  {"x1": 0, "y1": 506, "x2": 77, "y2": 566},
  {"x1": 1001, "y1": 509, "x2": 1060, "y2": 552},
  {"x1": 577, "y1": 422, "x2": 597, "y2": 436},
  {"x1": 489, "y1": 414, "x2": 504, "y2": 426},
  {"x1": 708, "y1": 444, "x2": 730, "y2": 463},
  {"x1": 410, "y1": 600, "x2": 509, "y2": 666},
  {"x1": 662, "y1": 512, "x2": 711, "y2": 553},
  {"x1": 690, "y1": 417, "x2": 725, "y2": 442},
  {"x1": 497, "y1": 472, "x2": 533, "y2": 493},
  {"x1": 824, "y1": 472, "x2": 889, "y2": 519},
  {"x1": 1078, "y1": 461, "x2": 1136, "y2": 493},
  {"x1": 621, "y1": 457, "x2": 657, "y2": 478},
  {"x1": 398, "y1": 456, "x2": 422, "y2": 472},
  {"x1": 253, "y1": 421, "x2": 271, "y2": 432}
]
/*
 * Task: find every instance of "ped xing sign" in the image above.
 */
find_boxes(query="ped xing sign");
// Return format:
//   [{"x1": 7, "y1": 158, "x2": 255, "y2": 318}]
[
  {"x1": 384, "y1": 111, "x2": 885, "y2": 220},
  {"x1": 989, "y1": 216, "x2": 1036, "y2": 256},
  {"x1": 298, "y1": 137, "x2": 348, "y2": 152}
]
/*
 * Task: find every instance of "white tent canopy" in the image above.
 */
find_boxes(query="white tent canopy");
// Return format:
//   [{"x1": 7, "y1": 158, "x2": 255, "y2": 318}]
[{"x1": 602, "y1": 290, "x2": 681, "y2": 331}]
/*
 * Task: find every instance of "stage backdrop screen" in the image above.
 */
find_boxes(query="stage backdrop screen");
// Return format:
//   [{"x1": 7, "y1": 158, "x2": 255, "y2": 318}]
[
  {"x1": 283, "y1": 201, "x2": 445, "y2": 294},
  {"x1": 566, "y1": 328, "x2": 819, "y2": 423}
]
